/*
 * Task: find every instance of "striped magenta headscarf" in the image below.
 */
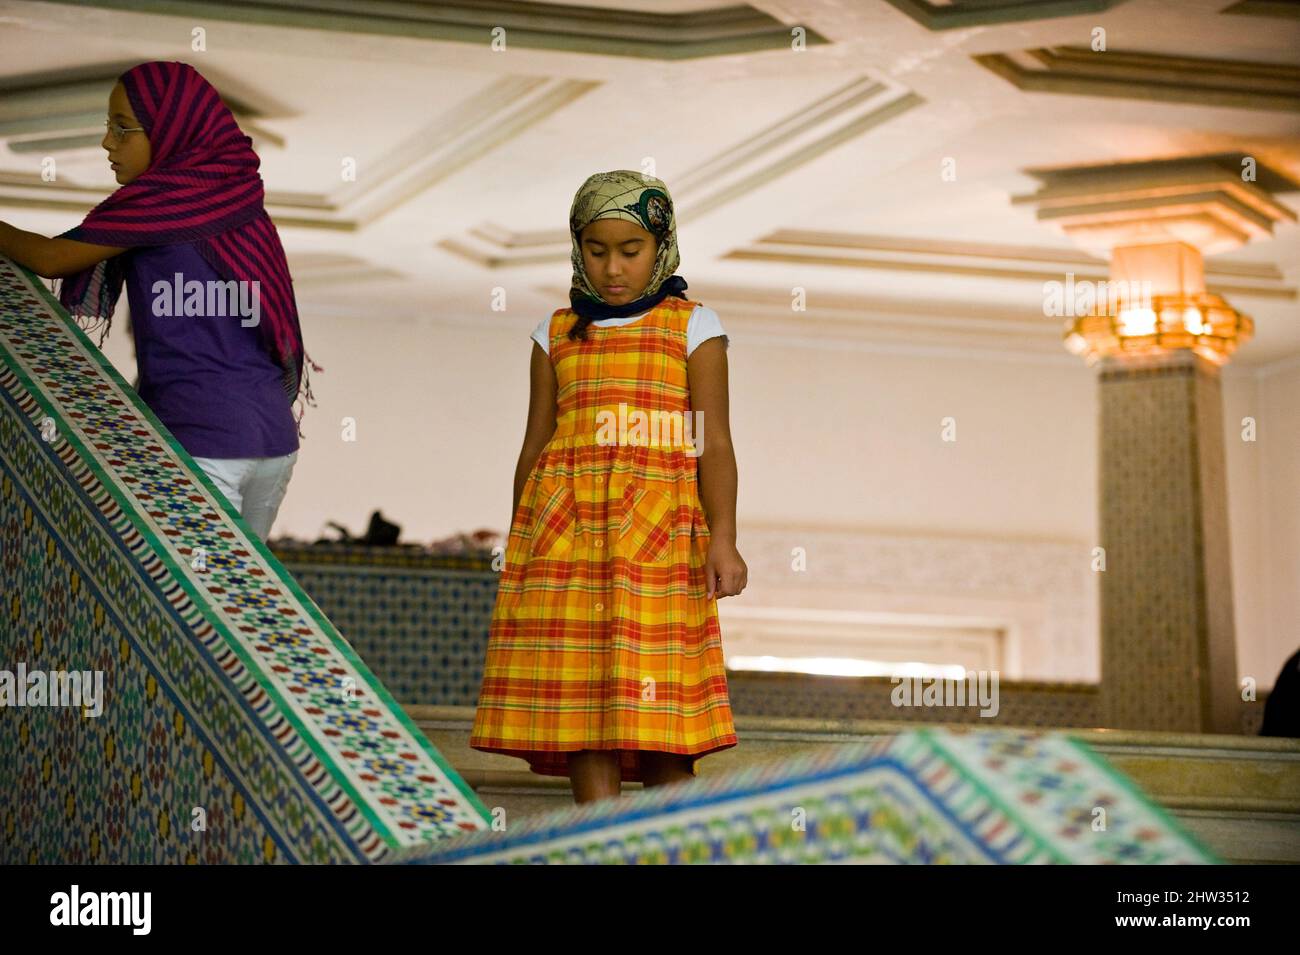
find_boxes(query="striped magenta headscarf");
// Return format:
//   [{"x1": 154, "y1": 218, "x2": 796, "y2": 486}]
[{"x1": 57, "y1": 61, "x2": 315, "y2": 418}]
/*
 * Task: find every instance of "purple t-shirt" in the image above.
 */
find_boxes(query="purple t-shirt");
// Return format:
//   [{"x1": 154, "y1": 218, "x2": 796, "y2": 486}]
[{"x1": 122, "y1": 241, "x2": 299, "y2": 458}]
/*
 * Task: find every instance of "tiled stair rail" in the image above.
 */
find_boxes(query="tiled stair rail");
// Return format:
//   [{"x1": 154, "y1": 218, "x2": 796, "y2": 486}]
[
  {"x1": 0, "y1": 257, "x2": 491, "y2": 863},
  {"x1": 385, "y1": 727, "x2": 1220, "y2": 865}
]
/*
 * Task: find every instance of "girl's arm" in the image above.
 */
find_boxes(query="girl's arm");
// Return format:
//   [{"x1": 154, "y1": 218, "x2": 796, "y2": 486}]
[
  {"x1": 687, "y1": 337, "x2": 747, "y2": 599},
  {"x1": 511, "y1": 341, "x2": 559, "y2": 516},
  {"x1": 0, "y1": 221, "x2": 125, "y2": 279}
]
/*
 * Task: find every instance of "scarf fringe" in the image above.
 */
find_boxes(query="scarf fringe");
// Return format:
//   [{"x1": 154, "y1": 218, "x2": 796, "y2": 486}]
[{"x1": 291, "y1": 350, "x2": 323, "y2": 441}]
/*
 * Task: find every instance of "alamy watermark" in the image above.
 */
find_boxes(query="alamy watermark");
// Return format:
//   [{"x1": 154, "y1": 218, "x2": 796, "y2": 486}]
[
  {"x1": 151, "y1": 275, "x2": 260, "y2": 327},
  {"x1": 891, "y1": 669, "x2": 1000, "y2": 718},
  {"x1": 0, "y1": 664, "x2": 104, "y2": 717},
  {"x1": 594, "y1": 402, "x2": 703, "y2": 456},
  {"x1": 1043, "y1": 274, "x2": 1153, "y2": 318},
  {"x1": 50, "y1": 885, "x2": 150, "y2": 934}
]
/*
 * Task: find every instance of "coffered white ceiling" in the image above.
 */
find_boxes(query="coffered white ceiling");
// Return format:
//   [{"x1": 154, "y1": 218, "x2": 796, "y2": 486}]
[{"x1": 1, "y1": 0, "x2": 1297, "y2": 367}]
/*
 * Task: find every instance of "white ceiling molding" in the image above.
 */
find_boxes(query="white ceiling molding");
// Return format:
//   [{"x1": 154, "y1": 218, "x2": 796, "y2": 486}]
[
  {"x1": 1220, "y1": 0, "x2": 1300, "y2": 19},
  {"x1": 296, "y1": 76, "x2": 599, "y2": 229},
  {"x1": 719, "y1": 229, "x2": 1297, "y2": 301},
  {"x1": 884, "y1": 0, "x2": 1123, "y2": 31},
  {"x1": 974, "y1": 46, "x2": 1300, "y2": 112},
  {"x1": 439, "y1": 78, "x2": 924, "y2": 265},
  {"x1": 41, "y1": 0, "x2": 831, "y2": 59}
]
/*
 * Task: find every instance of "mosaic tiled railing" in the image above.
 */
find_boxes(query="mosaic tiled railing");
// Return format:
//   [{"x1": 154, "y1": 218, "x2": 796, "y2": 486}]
[
  {"x1": 386, "y1": 727, "x2": 1219, "y2": 864},
  {"x1": 0, "y1": 258, "x2": 491, "y2": 863}
]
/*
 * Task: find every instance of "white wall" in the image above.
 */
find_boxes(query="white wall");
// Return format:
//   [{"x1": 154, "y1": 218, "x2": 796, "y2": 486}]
[{"x1": 1227, "y1": 361, "x2": 1300, "y2": 692}]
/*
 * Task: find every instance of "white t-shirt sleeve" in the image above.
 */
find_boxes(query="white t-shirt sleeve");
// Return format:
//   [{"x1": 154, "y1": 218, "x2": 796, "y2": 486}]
[
  {"x1": 686, "y1": 304, "x2": 728, "y2": 357},
  {"x1": 531, "y1": 315, "x2": 552, "y2": 355}
]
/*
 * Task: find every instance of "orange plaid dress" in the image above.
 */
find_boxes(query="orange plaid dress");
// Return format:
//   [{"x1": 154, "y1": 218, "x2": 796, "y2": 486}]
[{"x1": 469, "y1": 295, "x2": 738, "y2": 782}]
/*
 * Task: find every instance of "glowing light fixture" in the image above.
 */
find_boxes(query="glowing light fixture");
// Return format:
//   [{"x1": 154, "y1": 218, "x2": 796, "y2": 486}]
[
  {"x1": 1065, "y1": 291, "x2": 1253, "y2": 366},
  {"x1": 1064, "y1": 241, "x2": 1252, "y2": 366}
]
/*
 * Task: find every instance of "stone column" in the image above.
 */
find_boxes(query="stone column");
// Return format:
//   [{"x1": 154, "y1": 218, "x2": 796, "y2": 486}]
[
  {"x1": 1097, "y1": 349, "x2": 1240, "y2": 732},
  {"x1": 1014, "y1": 156, "x2": 1293, "y2": 734}
]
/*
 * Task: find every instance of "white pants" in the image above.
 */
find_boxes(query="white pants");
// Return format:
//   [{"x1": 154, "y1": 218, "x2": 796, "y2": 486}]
[{"x1": 192, "y1": 452, "x2": 298, "y2": 542}]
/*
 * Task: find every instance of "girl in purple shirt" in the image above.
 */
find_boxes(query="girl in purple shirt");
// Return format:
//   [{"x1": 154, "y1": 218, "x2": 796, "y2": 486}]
[{"x1": 0, "y1": 61, "x2": 312, "y2": 541}]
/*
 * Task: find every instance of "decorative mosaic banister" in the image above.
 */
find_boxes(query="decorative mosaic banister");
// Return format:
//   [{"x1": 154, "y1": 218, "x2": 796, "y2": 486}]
[
  {"x1": 0, "y1": 257, "x2": 491, "y2": 863},
  {"x1": 388, "y1": 727, "x2": 1220, "y2": 865}
]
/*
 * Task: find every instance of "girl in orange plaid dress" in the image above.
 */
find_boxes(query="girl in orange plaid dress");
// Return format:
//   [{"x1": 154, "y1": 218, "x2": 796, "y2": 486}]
[{"x1": 469, "y1": 171, "x2": 746, "y2": 804}]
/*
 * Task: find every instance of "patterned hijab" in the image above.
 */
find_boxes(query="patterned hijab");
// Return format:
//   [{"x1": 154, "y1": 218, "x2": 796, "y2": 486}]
[
  {"x1": 568, "y1": 170, "x2": 689, "y2": 323},
  {"x1": 57, "y1": 60, "x2": 316, "y2": 426}
]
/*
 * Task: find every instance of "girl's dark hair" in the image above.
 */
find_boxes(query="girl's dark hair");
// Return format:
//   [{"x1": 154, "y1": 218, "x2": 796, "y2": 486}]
[{"x1": 568, "y1": 313, "x2": 597, "y2": 343}]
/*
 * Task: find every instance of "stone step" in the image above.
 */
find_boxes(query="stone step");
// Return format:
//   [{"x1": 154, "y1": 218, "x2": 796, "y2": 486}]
[{"x1": 407, "y1": 704, "x2": 1300, "y2": 864}]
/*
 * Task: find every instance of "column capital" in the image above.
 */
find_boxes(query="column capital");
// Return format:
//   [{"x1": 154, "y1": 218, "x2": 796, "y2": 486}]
[{"x1": 1013, "y1": 154, "x2": 1298, "y2": 256}]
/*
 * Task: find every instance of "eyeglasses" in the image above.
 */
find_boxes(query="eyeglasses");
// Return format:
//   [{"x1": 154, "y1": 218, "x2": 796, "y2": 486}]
[{"x1": 104, "y1": 119, "x2": 145, "y2": 142}]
